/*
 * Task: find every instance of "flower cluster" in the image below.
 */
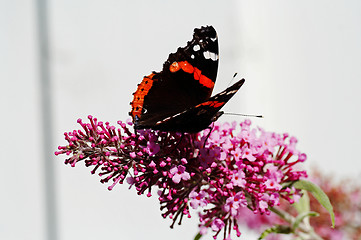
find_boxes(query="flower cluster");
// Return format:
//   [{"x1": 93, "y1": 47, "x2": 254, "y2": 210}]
[
  {"x1": 303, "y1": 170, "x2": 361, "y2": 240},
  {"x1": 55, "y1": 116, "x2": 307, "y2": 239},
  {"x1": 236, "y1": 168, "x2": 361, "y2": 240}
]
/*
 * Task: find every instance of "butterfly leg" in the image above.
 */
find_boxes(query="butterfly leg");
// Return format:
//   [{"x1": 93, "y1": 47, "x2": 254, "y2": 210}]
[
  {"x1": 165, "y1": 133, "x2": 185, "y2": 155},
  {"x1": 202, "y1": 125, "x2": 213, "y2": 148}
]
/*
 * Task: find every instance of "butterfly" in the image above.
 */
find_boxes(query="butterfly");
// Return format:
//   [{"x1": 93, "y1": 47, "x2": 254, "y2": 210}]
[{"x1": 129, "y1": 26, "x2": 244, "y2": 133}]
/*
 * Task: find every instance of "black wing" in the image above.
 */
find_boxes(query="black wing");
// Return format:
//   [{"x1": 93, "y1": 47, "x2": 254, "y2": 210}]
[
  {"x1": 130, "y1": 26, "x2": 219, "y2": 128},
  {"x1": 147, "y1": 79, "x2": 245, "y2": 133}
]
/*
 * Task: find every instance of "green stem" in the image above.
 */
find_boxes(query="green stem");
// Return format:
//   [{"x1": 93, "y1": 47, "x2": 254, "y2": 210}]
[{"x1": 269, "y1": 207, "x2": 323, "y2": 240}]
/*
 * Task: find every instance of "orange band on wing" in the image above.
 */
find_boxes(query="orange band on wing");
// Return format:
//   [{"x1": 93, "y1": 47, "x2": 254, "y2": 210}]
[
  {"x1": 169, "y1": 61, "x2": 215, "y2": 89},
  {"x1": 129, "y1": 73, "x2": 155, "y2": 119},
  {"x1": 198, "y1": 100, "x2": 224, "y2": 108}
]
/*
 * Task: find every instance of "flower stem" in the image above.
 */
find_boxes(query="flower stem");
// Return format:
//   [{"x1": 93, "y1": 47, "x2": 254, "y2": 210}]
[{"x1": 269, "y1": 207, "x2": 323, "y2": 240}]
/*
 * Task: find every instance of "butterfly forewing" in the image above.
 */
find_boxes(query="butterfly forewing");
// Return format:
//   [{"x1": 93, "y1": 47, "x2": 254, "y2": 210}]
[
  {"x1": 130, "y1": 26, "x2": 219, "y2": 128},
  {"x1": 130, "y1": 26, "x2": 244, "y2": 133}
]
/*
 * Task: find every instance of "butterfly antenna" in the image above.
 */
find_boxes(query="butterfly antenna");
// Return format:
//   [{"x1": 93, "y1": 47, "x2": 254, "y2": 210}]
[
  {"x1": 227, "y1": 73, "x2": 238, "y2": 87},
  {"x1": 223, "y1": 112, "x2": 264, "y2": 118}
]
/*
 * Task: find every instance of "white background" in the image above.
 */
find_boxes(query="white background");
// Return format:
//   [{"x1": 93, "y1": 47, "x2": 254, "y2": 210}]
[{"x1": 1, "y1": 1, "x2": 361, "y2": 240}]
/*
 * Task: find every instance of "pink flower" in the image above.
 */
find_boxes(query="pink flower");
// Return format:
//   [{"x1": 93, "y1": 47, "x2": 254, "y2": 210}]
[
  {"x1": 258, "y1": 200, "x2": 268, "y2": 212},
  {"x1": 211, "y1": 218, "x2": 225, "y2": 232},
  {"x1": 199, "y1": 226, "x2": 208, "y2": 236},
  {"x1": 265, "y1": 165, "x2": 282, "y2": 182},
  {"x1": 189, "y1": 190, "x2": 208, "y2": 209},
  {"x1": 56, "y1": 116, "x2": 308, "y2": 239},
  {"x1": 224, "y1": 193, "x2": 247, "y2": 217},
  {"x1": 231, "y1": 171, "x2": 246, "y2": 188},
  {"x1": 170, "y1": 165, "x2": 190, "y2": 184},
  {"x1": 231, "y1": 148, "x2": 243, "y2": 162},
  {"x1": 264, "y1": 179, "x2": 282, "y2": 191},
  {"x1": 146, "y1": 141, "x2": 160, "y2": 156},
  {"x1": 242, "y1": 147, "x2": 256, "y2": 161}
]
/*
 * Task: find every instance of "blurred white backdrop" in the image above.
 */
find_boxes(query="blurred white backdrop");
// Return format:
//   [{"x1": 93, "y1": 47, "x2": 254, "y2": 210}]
[{"x1": 1, "y1": 1, "x2": 361, "y2": 240}]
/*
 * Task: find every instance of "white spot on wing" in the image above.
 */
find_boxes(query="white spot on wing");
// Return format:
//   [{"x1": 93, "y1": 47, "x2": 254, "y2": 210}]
[
  {"x1": 210, "y1": 52, "x2": 218, "y2": 61},
  {"x1": 203, "y1": 51, "x2": 210, "y2": 59},
  {"x1": 191, "y1": 54, "x2": 195, "y2": 59},
  {"x1": 211, "y1": 37, "x2": 217, "y2": 42},
  {"x1": 203, "y1": 51, "x2": 218, "y2": 61},
  {"x1": 193, "y1": 45, "x2": 200, "y2": 51}
]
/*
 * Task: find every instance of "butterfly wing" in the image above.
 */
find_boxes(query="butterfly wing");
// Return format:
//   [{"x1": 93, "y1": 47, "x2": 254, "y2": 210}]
[
  {"x1": 150, "y1": 79, "x2": 245, "y2": 132},
  {"x1": 130, "y1": 26, "x2": 219, "y2": 128}
]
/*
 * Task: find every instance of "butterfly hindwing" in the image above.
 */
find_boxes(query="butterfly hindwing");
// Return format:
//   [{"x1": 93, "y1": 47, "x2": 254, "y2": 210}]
[{"x1": 152, "y1": 79, "x2": 245, "y2": 132}]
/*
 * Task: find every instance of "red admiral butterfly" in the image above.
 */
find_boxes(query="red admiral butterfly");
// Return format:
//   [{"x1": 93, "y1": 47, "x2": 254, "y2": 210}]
[{"x1": 130, "y1": 26, "x2": 245, "y2": 133}]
